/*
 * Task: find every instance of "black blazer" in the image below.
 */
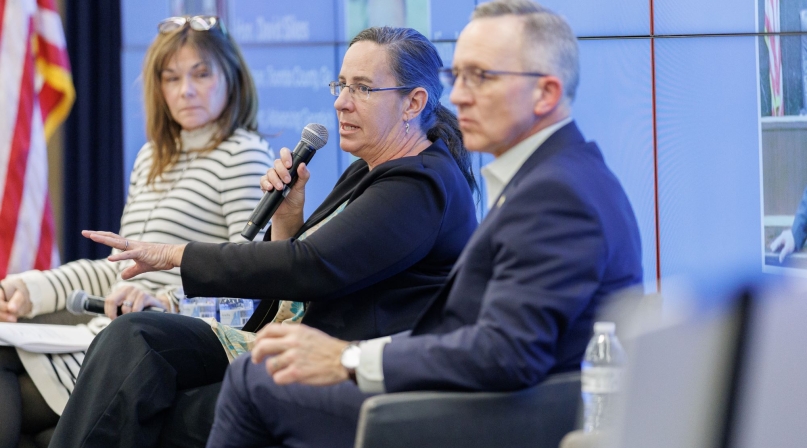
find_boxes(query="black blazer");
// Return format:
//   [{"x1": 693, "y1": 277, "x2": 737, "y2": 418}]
[
  {"x1": 180, "y1": 139, "x2": 478, "y2": 341},
  {"x1": 382, "y1": 122, "x2": 643, "y2": 392}
]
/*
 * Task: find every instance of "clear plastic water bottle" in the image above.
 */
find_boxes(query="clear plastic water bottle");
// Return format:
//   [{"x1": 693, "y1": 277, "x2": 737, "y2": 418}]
[
  {"x1": 582, "y1": 321, "x2": 626, "y2": 433},
  {"x1": 217, "y1": 298, "x2": 255, "y2": 329},
  {"x1": 178, "y1": 297, "x2": 217, "y2": 319}
]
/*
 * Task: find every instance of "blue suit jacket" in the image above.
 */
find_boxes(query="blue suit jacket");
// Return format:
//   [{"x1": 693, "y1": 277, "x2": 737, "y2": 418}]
[{"x1": 382, "y1": 121, "x2": 643, "y2": 392}]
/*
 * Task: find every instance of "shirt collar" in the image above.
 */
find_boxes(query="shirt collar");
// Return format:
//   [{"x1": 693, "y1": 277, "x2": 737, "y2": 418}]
[
  {"x1": 180, "y1": 123, "x2": 218, "y2": 151},
  {"x1": 481, "y1": 117, "x2": 573, "y2": 209}
]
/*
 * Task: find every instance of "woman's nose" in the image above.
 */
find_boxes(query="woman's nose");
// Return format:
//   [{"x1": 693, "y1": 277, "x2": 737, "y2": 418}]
[
  {"x1": 333, "y1": 88, "x2": 352, "y2": 111},
  {"x1": 180, "y1": 76, "x2": 196, "y2": 97}
]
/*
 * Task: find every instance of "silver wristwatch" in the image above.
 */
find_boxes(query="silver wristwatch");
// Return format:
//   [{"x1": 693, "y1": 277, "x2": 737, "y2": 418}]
[{"x1": 340, "y1": 342, "x2": 361, "y2": 383}]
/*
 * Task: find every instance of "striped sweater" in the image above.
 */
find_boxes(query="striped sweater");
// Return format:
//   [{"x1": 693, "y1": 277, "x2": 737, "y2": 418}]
[{"x1": 12, "y1": 125, "x2": 273, "y2": 317}]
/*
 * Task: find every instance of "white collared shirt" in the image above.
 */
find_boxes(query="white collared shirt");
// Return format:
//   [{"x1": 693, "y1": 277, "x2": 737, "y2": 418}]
[
  {"x1": 481, "y1": 117, "x2": 573, "y2": 210},
  {"x1": 355, "y1": 117, "x2": 574, "y2": 393}
]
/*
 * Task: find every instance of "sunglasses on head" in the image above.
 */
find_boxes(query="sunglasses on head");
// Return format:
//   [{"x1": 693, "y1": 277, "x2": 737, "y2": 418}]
[{"x1": 157, "y1": 15, "x2": 226, "y2": 35}]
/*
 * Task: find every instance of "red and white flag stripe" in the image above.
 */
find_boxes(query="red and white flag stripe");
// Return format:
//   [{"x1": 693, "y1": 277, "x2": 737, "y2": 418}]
[
  {"x1": 0, "y1": 0, "x2": 73, "y2": 278},
  {"x1": 764, "y1": 0, "x2": 783, "y2": 116}
]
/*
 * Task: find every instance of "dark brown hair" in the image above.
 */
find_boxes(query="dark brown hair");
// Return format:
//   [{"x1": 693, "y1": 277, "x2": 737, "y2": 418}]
[{"x1": 350, "y1": 27, "x2": 478, "y2": 194}]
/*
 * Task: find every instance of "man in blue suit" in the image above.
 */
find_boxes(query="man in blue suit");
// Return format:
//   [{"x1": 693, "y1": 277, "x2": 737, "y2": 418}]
[{"x1": 207, "y1": 1, "x2": 643, "y2": 446}]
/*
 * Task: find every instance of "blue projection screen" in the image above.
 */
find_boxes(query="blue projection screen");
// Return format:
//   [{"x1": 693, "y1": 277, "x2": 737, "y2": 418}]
[{"x1": 120, "y1": 0, "x2": 803, "y2": 290}]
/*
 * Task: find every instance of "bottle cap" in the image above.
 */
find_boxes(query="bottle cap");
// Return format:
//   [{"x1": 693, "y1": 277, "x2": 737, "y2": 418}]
[{"x1": 594, "y1": 321, "x2": 616, "y2": 333}]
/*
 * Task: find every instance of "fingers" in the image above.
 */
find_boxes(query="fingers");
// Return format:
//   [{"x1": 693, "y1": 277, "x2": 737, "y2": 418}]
[
  {"x1": 779, "y1": 245, "x2": 793, "y2": 263},
  {"x1": 280, "y1": 147, "x2": 293, "y2": 167},
  {"x1": 129, "y1": 289, "x2": 148, "y2": 313},
  {"x1": 260, "y1": 148, "x2": 311, "y2": 195},
  {"x1": 105, "y1": 288, "x2": 123, "y2": 319},
  {"x1": 0, "y1": 282, "x2": 12, "y2": 322},
  {"x1": 264, "y1": 350, "x2": 292, "y2": 375},
  {"x1": 272, "y1": 159, "x2": 289, "y2": 190},
  {"x1": 0, "y1": 279, "x2": 31, "y2": 321},
  {"x1": 770, "y1": 235, "x2": 783, "y2": 252},
  {"x1": 260, "y1": 168, "x2": 282, "y2": 193},
  {"x1": 107, "y1": 249, "x2": 144, "y2": 263},
  {"x1": 260, "y1": 148, "x2": 292, "y2": 192},
  {"x1": 251, "y1": 324, "x2": 299, "y2": 363},
  {"x1": 293, "y1": 163, "x2": 310, "y2": 190},
  {"x1": 155, "y1": 294, "x2": 173, "y2": 311},
  {"x1": 132, "y1": 290, "x2": 166, "y2": 312},
  {"x1": 120, "y1": 263, "x2": 149, "y2": 281},
  {"x1": 251, "y1": 337, "x2": 290, "y2": 364},
  {"x1": 772, "y1": 230, "x2": 796, "y2": 263},
  {"x1": 107, "y1": 286, "x2": 153, "y2": 317},
  {"x1": 255, "y1": 323, "x2": 295, "y2": 339},
  {"x1": 85, "y1": 231, "x2": 128, "y2": 252},
  {"x1": 82, "y1": 230, "x2": 123, "y2": 238},
  {"x1": 264, "y1": 352, "x2": 302, "y2": 385},
  {"x1": 0, "y1": 286, "x2": 17, "y2": 322},
  {"x1": 7, "y1": 290, "x2": 31, "y2": 317}
]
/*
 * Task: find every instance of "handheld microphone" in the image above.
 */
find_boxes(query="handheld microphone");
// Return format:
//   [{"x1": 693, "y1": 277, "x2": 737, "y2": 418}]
[
  {"x1": 241, "y1": 123, "x2": 329, "y2": 241},
  {"x1": 67, "y1": 290, "x2": 165, "y2": 316}
]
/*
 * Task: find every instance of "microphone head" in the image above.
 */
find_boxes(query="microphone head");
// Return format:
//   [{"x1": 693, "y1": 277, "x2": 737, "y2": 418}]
[
  {"x1": 67, "y1": 290, "x2": 87, "y2": 315},
  {"x1": 301, "y1": 123, "x2": 329, "y2": 150}
]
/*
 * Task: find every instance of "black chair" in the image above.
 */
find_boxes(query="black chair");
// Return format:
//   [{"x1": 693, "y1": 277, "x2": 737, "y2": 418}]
[{"x1": 354, "y1": 371, "x2": 582, "y2": 448}]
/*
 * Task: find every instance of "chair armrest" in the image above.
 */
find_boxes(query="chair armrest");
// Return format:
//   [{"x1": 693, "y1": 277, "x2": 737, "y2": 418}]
[{"x1": 355, "y1": 372, "x2": 582, "y2": 448}]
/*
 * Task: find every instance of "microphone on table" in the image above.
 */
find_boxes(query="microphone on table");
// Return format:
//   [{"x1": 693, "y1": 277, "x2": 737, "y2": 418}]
[
  {"x1": 67, "y1": 290, "x2": 165, "y2": 316},
  {"x1": 241, "y1": 123, "x2": 329, "y2": 241}
]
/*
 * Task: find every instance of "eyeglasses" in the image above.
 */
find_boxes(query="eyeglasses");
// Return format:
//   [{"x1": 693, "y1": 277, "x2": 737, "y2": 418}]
[
  {"x1": 328, "y1": 81, "x2": 411, "y2": 100},
  {"x1": 158, "y1": 16, "x2": 227, "y2": 35},
  {"x1": 438, "y1": 67, "x2": 547, "y2": 88}
]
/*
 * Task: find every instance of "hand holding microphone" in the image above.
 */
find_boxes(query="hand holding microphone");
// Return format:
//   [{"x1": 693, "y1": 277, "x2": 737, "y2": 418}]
[
  {"x1": 260, "y1": 147, "x2": 311, "y2": 240},
  {"x1": 68, "y1": 286, "x2": 167, "y2": 319},
  {"x1": 242, "y1": 123, "x2": 328, "y2": 241}
]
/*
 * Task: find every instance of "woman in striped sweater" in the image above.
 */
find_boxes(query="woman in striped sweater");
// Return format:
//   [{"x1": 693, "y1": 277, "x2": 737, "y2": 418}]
[{"x1": 0, "y1": 16, "x2": 272, "y2": 447}]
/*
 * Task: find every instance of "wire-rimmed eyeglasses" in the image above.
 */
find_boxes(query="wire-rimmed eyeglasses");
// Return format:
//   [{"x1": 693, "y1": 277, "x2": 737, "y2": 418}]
[
  {"x1": 158, "y1": 16, "x2": 227, "y2": 35},
  {"x1": 438, "y1": 67, "x2": 547, "y2": 88},
  {"x1": 329, "y1": 81, "x2": 412, "y2": 100}
]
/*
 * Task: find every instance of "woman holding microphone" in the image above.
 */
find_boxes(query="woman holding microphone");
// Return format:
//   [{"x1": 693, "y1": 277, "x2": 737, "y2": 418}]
[{"x1": 52, "y1": 26, "x2": 479, "y2": 447}]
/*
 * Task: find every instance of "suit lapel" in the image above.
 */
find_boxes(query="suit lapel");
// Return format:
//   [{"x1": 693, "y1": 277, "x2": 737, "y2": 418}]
[
  {"x1": 410, "y1": 121, "x2": 587, "y2": 333},
  {"x1": 500, "y1": 121, "x2": 585, "y2": 198}
]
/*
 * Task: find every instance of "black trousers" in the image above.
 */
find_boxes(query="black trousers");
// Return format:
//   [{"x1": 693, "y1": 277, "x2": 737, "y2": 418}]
[
  {"x1": 49, "y1": 313, "x2": 229, "y2": 448},
  {"x1": 208, "y1": 353, "x2": 372, "y2": 448},
  {"x1": 0, "y1": 347, "x2": 59, "y2": 448}
]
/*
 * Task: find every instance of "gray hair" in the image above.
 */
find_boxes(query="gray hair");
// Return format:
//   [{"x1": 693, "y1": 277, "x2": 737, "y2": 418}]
[{"x1": 472, "y1": 0, "x2": 580, "y2": 103}]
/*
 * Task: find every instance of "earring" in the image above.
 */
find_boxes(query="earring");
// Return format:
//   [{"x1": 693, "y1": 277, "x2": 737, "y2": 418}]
[{"x1": 405, "y1": 121, "x2": 410, "y2": 134}]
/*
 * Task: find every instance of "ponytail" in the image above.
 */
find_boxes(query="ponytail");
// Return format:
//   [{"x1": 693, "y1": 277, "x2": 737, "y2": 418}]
[{"x1": 427, "y1": 104, "x2": 478, "y2": 195}]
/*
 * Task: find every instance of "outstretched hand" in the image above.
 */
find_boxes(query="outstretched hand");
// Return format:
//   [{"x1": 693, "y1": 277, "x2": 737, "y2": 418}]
[
  {"x1": 82, "y1": 230, "x2": 186, "y2": 279},
  {"x1": 770, "y1": 229, "x2": 796, "y2": 263},
  {"x1": 251, "y1": 323, "x2": 350, "y2": 386}
]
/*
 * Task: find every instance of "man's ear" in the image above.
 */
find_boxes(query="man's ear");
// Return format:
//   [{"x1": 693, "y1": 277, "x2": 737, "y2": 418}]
[
  {"x1": 533, "y1": 76, "x2": 564, "y2": 116},
  {"x1": 403, "y1": 87, "x2": 429, "y2": 121}
]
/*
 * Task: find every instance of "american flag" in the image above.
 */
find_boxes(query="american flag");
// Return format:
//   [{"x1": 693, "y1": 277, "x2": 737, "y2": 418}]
[
  {"x1": 0, "y1": 0, "x2": 74, "y2": 277},
  {"x1": 764, "y1": 0, "x2": 783, "y2": 116}
]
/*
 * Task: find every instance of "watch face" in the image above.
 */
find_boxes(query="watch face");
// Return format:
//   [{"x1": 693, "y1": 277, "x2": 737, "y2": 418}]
[{"x1": 341, "y1": 344, "x2": 361, "y2": 370}]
